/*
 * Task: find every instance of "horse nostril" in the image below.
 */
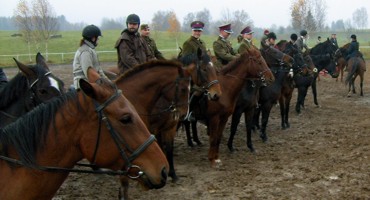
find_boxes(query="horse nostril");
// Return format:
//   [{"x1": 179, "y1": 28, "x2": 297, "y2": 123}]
[{"x1": 161, "y1": 167, "x2": 168, "y2": 181}]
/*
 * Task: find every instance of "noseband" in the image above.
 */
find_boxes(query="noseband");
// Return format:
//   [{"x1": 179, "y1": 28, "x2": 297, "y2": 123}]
[{"x1": 0, "y1": 87, "x2": 155, "y2": 178}]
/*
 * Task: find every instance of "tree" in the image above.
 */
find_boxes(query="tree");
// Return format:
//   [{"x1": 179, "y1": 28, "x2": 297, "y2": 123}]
[
  {"x1": 352, "y1": 7, "x2": 368, "y2": 30},
  {"x1": 182, "y1": 12, "x2": 195, "y2": 32},
  {"x1": 100, "y1": 18, "x2": 123, "y2": 30},
  {"x1": 311, "y1": 0, "x2": 327, "y2": 31},
  {"x1": 151, "y1": 10, "x2": 171, "y2": 31},
  {"x1": 32, "y1": 0, "x2": 58, "y2": 60},
  {"x1": 305, "y1": 10, "x2": 317, "y2": 32},
  {"x1": 290, "y1": 0, "x2": 327, "y2": 32},
  {"x1": 231, "y1": 10, "x2": 253, "y2": 36},
  {"x1": 13, "y1": 0, "x2": 59, "y2": 61},
  {"x1": 167, "y1": 11, "x2": 181, "y2": 51},
  {"x1": 14, "y1": 0, "x2": 34, "y2": 61},
  {"x1": 195, "y1": 9, "x2": 212, "y2": 34}
]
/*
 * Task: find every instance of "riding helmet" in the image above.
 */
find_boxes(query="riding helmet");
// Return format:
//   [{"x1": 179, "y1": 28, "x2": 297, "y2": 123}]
[
  {"x1": 350, "y1": 34, "x2": 357, "y2": 40},
  {"x1": 300, "y1": 29, "x2": 308, "y2": 36},
  {"x1": 290, "y1": 33, "x2": 298, "y2": 41},
  {"x1": 126, "y1": 14, "x2": 140, "y2": 25},
  {"x1": 267, "y1": 32, "x2": 277, "y2": 40},
  {"x1": 82, "y1": 25, "x2": 102, "y2": 39}
]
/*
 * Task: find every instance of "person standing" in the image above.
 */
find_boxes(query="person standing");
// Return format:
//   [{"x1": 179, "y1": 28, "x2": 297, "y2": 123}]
[
  {"x1": 72, "y1": 24, "x2": 108, "y2": 89},
  {"x1": 213, "y1": 23, "x2": 238, "y2": 69},
  {"x1": 115, "y1": 14, "x2": 154, "y2": 74},
  {"x1": 140, "y1": 24, "x2": 165, "y2": 60},
  {"x1": 181, "y1": 21, "x2": 207, "y2": 56},
  {"x1": 238, "y1": 26, "x2": 258, "y2": 53}
]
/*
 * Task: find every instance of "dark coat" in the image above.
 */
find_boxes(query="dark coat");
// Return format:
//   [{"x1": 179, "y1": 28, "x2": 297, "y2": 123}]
[
  {"x1": 213, "y1": 36, "x2": 238, "y2": 66},
  {"x1": 346, "y1": 41, "x2": 359, "y2": 61},
  {"x1": 115, "y1": 29, "x2": 154, "y2": 73},
  {"x1": 182, "y1": 36, "x2": 207, "y2": 56},
  {"x1": 142, "y1": 36, "x2": 165, "y2": 60}
]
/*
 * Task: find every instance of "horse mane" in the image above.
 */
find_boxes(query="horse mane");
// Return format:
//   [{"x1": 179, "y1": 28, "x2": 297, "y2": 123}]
[
  {"x1": 0, "y1": 90, "x2": 79, "y2": 168},
  {"x1": 220, "y1": 49, "x2": 259, "y2": 75},
  {"x1": 117, "y1": 60, "x2": 182, "y2": 80},
  {"x1": 179, "y1": 51, "x2": 211, "y2": 66},
  {"x1": 0, "y1": 73, "x2": 29, "y2": 109}
]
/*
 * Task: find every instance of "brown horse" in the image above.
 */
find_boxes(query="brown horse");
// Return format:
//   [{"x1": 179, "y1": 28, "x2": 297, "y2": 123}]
[
  {"x1": 334, "y1": 43, "x2": 350, "y2": 82},
  {"x1": 190, "y1": 48, "x2": 274, "y2": 167},
  {"x1": 115, "y1": 58, "x2": 221, "y2": 199},
  {"x1": 345, "y1": 57, "x2": 366, "y2": 97},
  {"x1": 0, "y1": 69, "x2": 169, "y2": 200}
]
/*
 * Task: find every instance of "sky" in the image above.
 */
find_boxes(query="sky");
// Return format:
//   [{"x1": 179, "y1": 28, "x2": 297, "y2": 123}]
[{"x1": 1, "y1": 0, "x2": 370, "y2": 28}]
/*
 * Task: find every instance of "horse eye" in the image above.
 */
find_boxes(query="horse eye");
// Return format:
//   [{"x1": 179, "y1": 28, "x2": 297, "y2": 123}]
[
  {"x1": 38, "y1": 89, "x2": 48, "y2": 95},
  {"x1": 120, "y1": 114, "x2": 132, "y2": 124}
]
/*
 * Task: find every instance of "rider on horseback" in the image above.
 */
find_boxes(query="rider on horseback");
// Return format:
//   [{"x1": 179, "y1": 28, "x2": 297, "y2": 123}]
[
  {"x1": 295, "y1": 30, "x2": 310, "y2": 54},
  {"x1": 346, "y1": 34, "x2": 366, "y2": 71}
]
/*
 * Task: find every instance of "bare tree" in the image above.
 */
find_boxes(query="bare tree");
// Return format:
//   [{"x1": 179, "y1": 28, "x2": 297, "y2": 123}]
[
  {"x1": 290, "y1": 0, "x2": 308, "y2": 31},
  {"x1": 182, "y1": 12, "x2": 195, "y2": 32},
  {"x1": 290, "y1": 0, "x2": 326, "y2": 32},
  {"x1": 352, "y1": 7, "x2": 368, "y2": 30},
  {"x1": 14, "y1": 0, "x2": 34, "y2": 61},
  {"x1": 311, "y1": 0, "x2": 327, "y2": 31},
  {"x1": 32, "y1": 0, "x2": 58, "y2": 60},
  {"x1": 231, "y1": 10, "x2": 253, "y2": 36}
]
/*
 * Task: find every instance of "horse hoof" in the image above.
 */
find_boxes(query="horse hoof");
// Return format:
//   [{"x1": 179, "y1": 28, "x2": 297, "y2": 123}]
[{"x1": 211, "y1": 159, "x2": 223, "y2": 168}]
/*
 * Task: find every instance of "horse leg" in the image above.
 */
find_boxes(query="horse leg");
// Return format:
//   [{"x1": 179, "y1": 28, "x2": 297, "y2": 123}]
[
  {"x1": 311, "y1": 77, "x2": 319, "y2": 106},
  {"x1": 279, "y1": 97, "x2": 287, "y2": 129},
  {"x1": 360, "y1": 76, "x2": 364, "y2": 96},
  {"x1": 245, "y1": 109, "x2": 256, "y2": 152},
  {"x1": 228, "y1": 108, "x2": 243, "y2": 152},
  {"x1": 118, "y1": 176, "x2": 129, "y2": 200},
  {"x1": 165, "y1": 135, "x2": 178, "y2": 182},
  {"x1": 208, "y1": 115, "x2": 227, "y2": 167},
  {"x1": 253, "y1": 106, "x2": 261, "y2": 130},
  {"x1": 259, "y1": 103, "x2": 272, "y2": 142},
  {"x1": 191, "y1": 121, "x2": 202, "y2": 145},
  {"x1": 182, "y1": 120, "x2": 194, "y2": 147}
]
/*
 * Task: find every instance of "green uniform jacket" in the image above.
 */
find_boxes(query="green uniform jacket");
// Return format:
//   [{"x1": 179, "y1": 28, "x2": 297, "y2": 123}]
[
  {"x1": 238, "y1": 39, "x2": 258, "y2": 54},
  {"x1": 142, "y1": 36, "x2": 165, "y2": 60},
  {"x1": 213, "y1": 36, "x2": 238, "y2": 66},
  {"x1": 182, "y1": 36, "x2": 207, "y2": 56}
]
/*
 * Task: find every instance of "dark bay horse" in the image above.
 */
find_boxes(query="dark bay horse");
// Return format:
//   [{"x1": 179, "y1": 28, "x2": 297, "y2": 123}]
[
  {"x1": 306, "y1": 38, "x2": 339, "y2": 107},
  {"x1": 0, "y1": 70, "x2": 168, "y2": 200},
  {"x1": 0, "y1": 53, "x2": 64, "y2": 127},
  {"x1": 345, "y1": 57, "x2": 366, "y2": 97},
  {"x1": 115, "y1": 56, "x2": 221, "y2": 199},
  {"x1": 334, "y1": 43, "x2": 366, "y2": 96},
  {"x1": 253, "y1": 45, "x2": 293, "y2": 142},
  {"x1": 183, "y1": 48, "x2": 275, "y2": 167}
]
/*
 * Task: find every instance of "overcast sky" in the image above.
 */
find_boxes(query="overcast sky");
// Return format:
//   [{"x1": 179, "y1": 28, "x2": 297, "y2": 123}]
[{"x1": 1, "y1": 0, "x2": 370, "y2": 28}]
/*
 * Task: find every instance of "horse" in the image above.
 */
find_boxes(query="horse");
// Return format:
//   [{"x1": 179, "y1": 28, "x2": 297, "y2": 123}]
[
  {"x1": 115, "y1": 55, "x2": 221, "y2": 199},
  {"x1": 253, "y1": 44, "x2": 293, "y2": 142},
  {"x1": 0, "y1": 53, "x2": 65, "y2": 127},
  {"x1": 345, "y1": 57, "x2": 366, "y2": 97},
  {"x1": 0, "y1": 69, "x2": 169, "y2": 200},
  {"x1": 306, "y1": 38, "x2": 339, "y2": 108},
  {"x1": 334, "y1": 43, "x2": 350, "y2": 82},
  {"x1": 181, "y1": 48, "x2": 275, "y2": 167}
]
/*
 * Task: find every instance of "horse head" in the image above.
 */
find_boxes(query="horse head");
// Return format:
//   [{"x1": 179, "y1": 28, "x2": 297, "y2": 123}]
[
  {"x1": 14, "y1": 53, "x2": 65, "y2": 109},
  {"x1": 178, "y1": 48, "x2": 222, "y2": 101},
  {"x1": 309, "y1": 39, "x2": 339, "y2": 78}
]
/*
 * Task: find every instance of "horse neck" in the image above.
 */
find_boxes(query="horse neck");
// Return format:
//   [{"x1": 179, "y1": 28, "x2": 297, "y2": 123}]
[
  {"x1": 116, "y1": 68, "x2": 179, "y2": 118},
  {"x1": 0, "y1": 96, "x2": 29, "y2": 128}
]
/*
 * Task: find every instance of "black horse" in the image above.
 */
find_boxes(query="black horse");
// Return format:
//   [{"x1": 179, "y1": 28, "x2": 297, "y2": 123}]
[
  {"x1": 303, "y1": 38, "x2": 339, "y2": 111},
  {"x1": 0, "y1": 53, "x2": 65, "y2": 127},
  {"x1": 253, "y1": 45, "x2": 293, "y2": 142}
]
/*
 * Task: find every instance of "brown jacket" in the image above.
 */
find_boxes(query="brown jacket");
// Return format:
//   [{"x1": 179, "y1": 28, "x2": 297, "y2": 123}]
[{"x1": 115, "y1": 29, "x2": 154, "y2": 73}]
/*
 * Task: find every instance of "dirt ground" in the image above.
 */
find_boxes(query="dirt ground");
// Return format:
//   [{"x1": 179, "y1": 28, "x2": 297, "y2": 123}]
[{"x1": 4, "y1": 62, "x2": 370, "y2": 200}]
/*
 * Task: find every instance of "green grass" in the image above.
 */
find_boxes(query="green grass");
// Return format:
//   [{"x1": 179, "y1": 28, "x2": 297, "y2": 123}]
[{"x1": 1, "y1": 30, "x2": 369, "y2": 67}]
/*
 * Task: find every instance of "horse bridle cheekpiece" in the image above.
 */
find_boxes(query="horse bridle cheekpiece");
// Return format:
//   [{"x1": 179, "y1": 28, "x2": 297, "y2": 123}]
[{"x1": 0, "y1": 87, "x2": 155, "y2": 179}]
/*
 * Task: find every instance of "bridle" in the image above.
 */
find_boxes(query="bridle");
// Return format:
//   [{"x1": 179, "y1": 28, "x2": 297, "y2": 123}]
[
  {"x1": 193, "y1": 61, "x2": 220, "y2": 97},
  {"x1": 0, "y1": 86, "x2": 155, "y2": 179}
]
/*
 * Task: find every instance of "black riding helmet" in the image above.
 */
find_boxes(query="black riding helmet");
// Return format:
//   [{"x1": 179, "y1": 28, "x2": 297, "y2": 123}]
[
  {"x1": 290, "y1": 33, "x2": 298, "y2": 41},
  {"x1": 126, "y1": 14, "x2": 140, "y2": 26},
  {"x1": 350, "y1": 34, "x2": 357, "y2": 40},
  {"x1": 82, "y1": 24, "x2": 102, "y2": 39},
  {"x1": 300, "y1": 30, "x2": 308, "y2": 36},
  {"x1": 267, "y1": 32, "x2": 277, "y2": 40}
]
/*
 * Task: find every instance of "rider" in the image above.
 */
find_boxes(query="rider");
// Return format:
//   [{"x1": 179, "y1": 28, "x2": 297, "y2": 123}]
[
  {"x1": 115, "y1": 14, "x2": 155, "y2": 74},
  {"x1": 213, "y1": 23, "x2": 239, "y2": 70},
  {"x1": 140, "y1": 24, "x2": 165, "y2": 60},
  {"x1": 0, "y1": 68, "x2": 8, "y2": 90},
  {"x1": 181, "y1": 21, "x2": 208, "y2": 122},
  {"x1": 346, "y1": 34, "x2": 365, "y2": 71},
  {"x1": 260, "y1": 29, "x2": 270, "y2": 48},
  {"x1": 238, "y1": 26, "x2": 259, "y2": 53},
  {"x1": 72, "y1": 24, "x2": 108, "y2": 90},
  {"x1": 261, "y1": 32, "x2": 294, "y2": 67},
  {"x1": 330, "y1": 33, "x2": 339, "y2": 48},
  {"x1": 295, "y1": 30, "x2": 310, "y2": 54}
]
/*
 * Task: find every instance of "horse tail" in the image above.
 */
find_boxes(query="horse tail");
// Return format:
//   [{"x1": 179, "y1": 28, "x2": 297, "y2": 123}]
[{"x1": 345, "y1": 58, "x2": 359, "y2": 85}]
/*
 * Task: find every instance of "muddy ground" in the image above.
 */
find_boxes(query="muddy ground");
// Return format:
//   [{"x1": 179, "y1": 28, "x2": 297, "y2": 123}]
[{"x1": 4, "y1": 62, "x2": 370, "y2": 199}]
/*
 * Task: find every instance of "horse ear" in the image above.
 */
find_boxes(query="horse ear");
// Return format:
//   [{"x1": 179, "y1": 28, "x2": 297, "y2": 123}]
[
  {"x1": 86, "y1": 67, "x2": 101, "y2": 83},
  {"x1": 36, "y1": 52, "x2": 49, "y2": 71},
  {"x1": 13, "y1": 58, "x2": 37, "y2": 79},
  {"x1": 79, "y1": 79, "x2": 97, "y2": 99}
]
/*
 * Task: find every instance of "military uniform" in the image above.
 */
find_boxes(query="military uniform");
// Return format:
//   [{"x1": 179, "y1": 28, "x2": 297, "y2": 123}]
[
  {"x1": 142, "y1": 36, "x2": 165, "y2": 60},
  {"x1": 238, "y1": 26, "x2": 258, "y2": 53},
  {"x1": 213, "y1": 36, "x2": 238, "y2": 66},
  {"x1": 182, "y1": 36, "x2": 207, "y2": 56}
]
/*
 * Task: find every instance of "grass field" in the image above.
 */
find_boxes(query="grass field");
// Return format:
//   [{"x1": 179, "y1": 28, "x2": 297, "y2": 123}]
[{"x1": 1, "y1": 30, "x2": 369, "y2": 67}]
